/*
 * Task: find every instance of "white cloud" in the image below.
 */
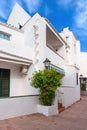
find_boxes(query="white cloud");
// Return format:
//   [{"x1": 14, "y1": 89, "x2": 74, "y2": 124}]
[
  {"x1": 0, "y1": 1, "x2": 9, "y2": 20},
  {"x1": 73, "y1": 28, "x2": 87, "y2": 39},
  {"x1": 72, "y1": 0, "x2": 87, "y2": 43},
  {"x1": 44, "y1": 5, "x2": 52, "y2": 16},
  {"x1": 24, "y1": 0, "x2": 42, "y2": 13},
  {"x1": 0, "y1": 0, "x2": 17, "y2": 21},
  {"x1": 57, "y1": 0, "x2": 74, "y2": 7},
  {"x1": 0, "y1": 0, "x2": 42, "y2": 21},
  {"x1": 74, "y1": 0, "x2": 87, "y2": 29},
  {"x1": 0, "y1": 9, "x2": 7, "y2": 19}
]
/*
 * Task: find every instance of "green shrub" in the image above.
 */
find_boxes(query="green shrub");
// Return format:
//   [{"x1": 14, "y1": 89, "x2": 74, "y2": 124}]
[{"x1": 30, "y1": 68, "x2": 62, "y2": 106}]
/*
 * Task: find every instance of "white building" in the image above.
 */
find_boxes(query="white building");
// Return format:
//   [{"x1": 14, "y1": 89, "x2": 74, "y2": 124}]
[
  {"x1": 79, "y1": 52, "x2": 87, "y2": 77},
  {"x1": 59, "y1": 28, "x2": 80, "y2": 107},
  {"x1": 78, "y1": 52, "x2": 87, "y2": 94},
  {"x1": 0, "y1": 3, "x2": 80, "y2": 119}
]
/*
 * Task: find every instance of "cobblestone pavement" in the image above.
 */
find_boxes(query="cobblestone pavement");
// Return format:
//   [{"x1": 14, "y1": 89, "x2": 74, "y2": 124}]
[{"x1": 0, "y1": 96, "x2": 87, "y2": 130}]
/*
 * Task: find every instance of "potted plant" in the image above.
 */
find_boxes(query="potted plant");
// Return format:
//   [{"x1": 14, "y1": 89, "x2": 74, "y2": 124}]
[{"x1": 30, "y1": 68, "x2": 62, "y2": 115}]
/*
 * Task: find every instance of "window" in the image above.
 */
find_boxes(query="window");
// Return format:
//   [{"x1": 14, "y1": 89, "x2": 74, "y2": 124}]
[
  {"x1": 76, "y1": 73, "x2": 78, "y2": 85},
  {"x1": 0, "y1": 31, "x2": 11, "y2": 40},
  {"x1": 0, "y1": 69, "x2": 10, "y2": 97}
]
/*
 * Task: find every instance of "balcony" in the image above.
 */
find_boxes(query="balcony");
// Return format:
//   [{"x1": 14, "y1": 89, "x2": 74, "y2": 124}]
[{"x1": 46, "y1": 25, "x2": 64, "y2": 52}]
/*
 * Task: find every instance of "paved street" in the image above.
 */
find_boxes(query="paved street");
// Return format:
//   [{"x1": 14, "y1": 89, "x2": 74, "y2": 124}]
[{"x1": 0, "y1": 96, "x2": 87, "y2": 130}]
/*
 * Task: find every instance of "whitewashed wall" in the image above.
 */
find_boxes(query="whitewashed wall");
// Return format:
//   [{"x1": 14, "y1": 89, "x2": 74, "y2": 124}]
[
  {"x1": 60, "y1": 66, "x2": 80, "y2": 107},
  {"x1": 60, "y1": 27, "x2": 80, "y2": 67},
  {"x1": 7, "y1": 3, "x2": 31, "y2": 28},
  {"x1": 58, "y1": 28, "x2": 80, "y2": 107},
  {"x1": 79, "y1": 52, "x2": 87, "y2": 77},
  {"x1": 45, "y1": 46, "x2": 64, "y2": 69},
  {"x1": 62, "y1": 66, "x2": 79, "y2": 86},
  {"x1": 25, "y1": 15, "x2": 64, "y2": 71},
  {"x1": 0, "y1": 24, "x2": 30, "y2": 58},
  {"x1": 58, "y1": 86, "x2": 80, "y2": 108},
  {"x1": 0, "y1": 96, "x2": 39, "y2": 120},
  {"x1": 0, "y1": 62, "x2": 39, "y2": 96}
]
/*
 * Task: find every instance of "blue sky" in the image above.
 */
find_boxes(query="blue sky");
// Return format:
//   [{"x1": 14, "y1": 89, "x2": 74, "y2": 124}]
[{"x1": 0, "y1": 0, "x2": 87, "y2": 52}]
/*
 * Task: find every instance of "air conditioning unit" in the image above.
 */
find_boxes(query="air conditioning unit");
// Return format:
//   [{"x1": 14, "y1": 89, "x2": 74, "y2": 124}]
[{"x1": 20, "y1": 65, "x2": 28, "y2": 75}]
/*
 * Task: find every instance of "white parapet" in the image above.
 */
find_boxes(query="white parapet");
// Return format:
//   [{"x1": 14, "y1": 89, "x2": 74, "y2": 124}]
[{"x1": 37, "y1": 104, "x2": 58, "y2": 116}]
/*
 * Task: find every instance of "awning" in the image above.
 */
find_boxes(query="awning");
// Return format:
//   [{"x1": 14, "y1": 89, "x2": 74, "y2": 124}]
[{"x1": 50, "y1": 64, "x2": 65, "y2": 75}]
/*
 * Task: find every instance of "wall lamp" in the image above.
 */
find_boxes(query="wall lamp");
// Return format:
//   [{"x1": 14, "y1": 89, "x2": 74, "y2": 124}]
[{"x1": 43, "y1": 58, "x2": 51, "y2": 69}]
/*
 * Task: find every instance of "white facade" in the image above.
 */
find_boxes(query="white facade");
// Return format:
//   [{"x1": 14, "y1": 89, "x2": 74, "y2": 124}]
[
  {"x1": 0, "y1": 4, "x2": 80, "y2": 119},
  {"x1": 79, "y1": 52, "x2": 87, "y2": 77},
  {"x1": 7, "y1": 3, "x2": 31, "y2": 28},
  {"x1": 58, "y1": 28, "x2": 80, "y2": 108}
]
